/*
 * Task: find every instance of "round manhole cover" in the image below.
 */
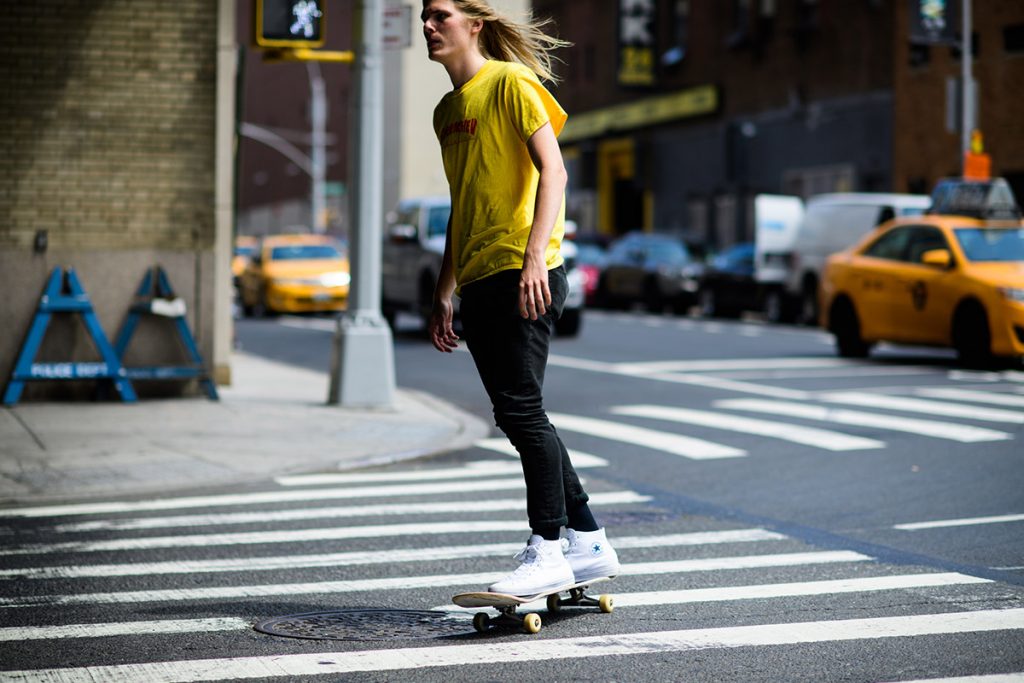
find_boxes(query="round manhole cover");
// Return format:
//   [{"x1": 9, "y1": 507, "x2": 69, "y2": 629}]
[{"x1": 255, "y1": 609, "x2": 474, "y2": 641}]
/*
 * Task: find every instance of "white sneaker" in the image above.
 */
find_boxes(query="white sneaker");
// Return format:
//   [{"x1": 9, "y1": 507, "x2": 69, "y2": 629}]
[
  {"x1": 488, "y1": 535, "x2": 575, "y2": 596},
  {"x1": 564, "y1": 528, "x2": 621, "y2": 583}
]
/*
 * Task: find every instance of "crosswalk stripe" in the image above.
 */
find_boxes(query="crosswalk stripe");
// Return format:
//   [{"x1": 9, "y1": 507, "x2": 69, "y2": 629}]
[
  {"x1": 716, "y1": 399, "x2": 1012, "y2": 443},
  {"x1": 820, "y1": 392, "x2": 1024, "y2": 424},
  {"x1": 548, "y1": 412, "x2": 746, "y2": 460},
  {"x1": 274, "y1": 460, "x2": 524, "y2": 486},
  {"x1": 612, "y1": 404, "x2": 885, "y2": 451},
  {"x1": 437, "y1": 572, "x2": 991, "y2": 612},
  {"x1": 474, "y1": 438, "x2": 609, "y2": 467},
  {"x1": 880, "y1": 674, "x2": 1024, "y2": 683},
  {"x1": 0, "y1": 478, "x2": 526, "y2": 519},
  {"x1": 914, "y1": 387, "x2": 1024, "y2": 409},
  {"x1": 47, "y1": 491, "x2": 650, "y2": 533},
  {"x1": 6, "y1": 609, "x2": 1021, "y2": 680},
  {"x1": 894, "y1": 513, "x2": 1024, "y2": 531},
  {"x1": 610, "y1": 357, "x2": 862, "y2": 375},
  {"x1": 0, "y1": 529, "x2": 785, "y2": 580},
  {"x1": 0, "y1": 551, "x2": 869, "y2": 607},
  {"x1": 0, "y1": 618, "x2": 250, "y2": 642}
]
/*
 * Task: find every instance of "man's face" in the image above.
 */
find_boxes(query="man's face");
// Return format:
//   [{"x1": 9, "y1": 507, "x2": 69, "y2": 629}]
[{"x1": 421, "y1": 0, "x2": 480, "y2": 63}]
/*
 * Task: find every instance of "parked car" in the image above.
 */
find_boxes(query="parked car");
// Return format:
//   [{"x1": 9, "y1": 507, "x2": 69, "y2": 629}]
[
  {"x1": 569, "y1": 240, "x2": 608, "y2": 306},
  {"x1": 820, "y1": 177, "x2": 1024, "y2": 366},
  {"x1": 697, "y1": 242, "x2": 759, "y2": 318},
  {"x1": 382, "y1": 196, "x2": 585, "y2": 336},
  {"x1": 238, "y1": 234, "x2": 350, "y2": 316},
  {"x1": 596, "y1": 232, "x2": 701, "y2": 313}
]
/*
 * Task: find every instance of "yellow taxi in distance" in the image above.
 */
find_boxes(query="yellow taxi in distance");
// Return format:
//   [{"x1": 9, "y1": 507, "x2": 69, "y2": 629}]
[
  {"x1": 232, "y1": 235, "x2": 258, "y2": 284},
  {"x1": 820, "y1": 178, "x2": 1024, "y2": 366},
  {"x1": 239, "y1": 234, "x2": 350, "y2": 316}
]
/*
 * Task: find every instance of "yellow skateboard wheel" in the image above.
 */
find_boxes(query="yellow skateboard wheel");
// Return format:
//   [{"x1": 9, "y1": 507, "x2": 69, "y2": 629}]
[
  {"x1": 472, "y1": 612, "x2": 490, "y2": 633},
  {"x1": 599, "y1": 594, "x2": 614, "y2": 613},
  {"x1": 523, "y1": 613, "x2": 542, "y2": 634}
]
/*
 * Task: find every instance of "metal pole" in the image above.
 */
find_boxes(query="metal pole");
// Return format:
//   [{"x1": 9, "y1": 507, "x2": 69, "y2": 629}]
[
  {"x1": 327, "y1": 0, "x2": 395, "y2": 407},
  {"x1": 961, "y1": 0, "x2": 973, "y2": 170},
  {"x1": 308, "y1": 62, "x2": 327, "y2": 234}
]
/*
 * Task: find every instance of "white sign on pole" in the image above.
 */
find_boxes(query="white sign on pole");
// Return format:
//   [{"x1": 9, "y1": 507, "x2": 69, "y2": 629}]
[{"x1": 382, "y1": 5, "x2": 412, "y2": 49}]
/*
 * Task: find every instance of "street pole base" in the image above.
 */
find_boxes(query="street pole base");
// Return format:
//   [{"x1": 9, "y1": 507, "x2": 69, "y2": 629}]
[{"x1": 328, "y1": 313, "x2": 395, "y2": 408}]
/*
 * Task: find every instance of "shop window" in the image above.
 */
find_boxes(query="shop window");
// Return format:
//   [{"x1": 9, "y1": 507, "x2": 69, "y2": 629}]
[{"x1": 909, "y1": 43, "x2": 931, "y2": 68}]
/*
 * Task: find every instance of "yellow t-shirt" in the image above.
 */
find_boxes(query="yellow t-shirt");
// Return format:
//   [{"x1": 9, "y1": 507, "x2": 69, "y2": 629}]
[{"x1": 433, "y1": 60, "x2": 568, "y2": 290}]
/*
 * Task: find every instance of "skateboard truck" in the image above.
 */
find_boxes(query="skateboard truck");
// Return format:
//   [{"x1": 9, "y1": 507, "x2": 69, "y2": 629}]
[{"x1": 454, "y1": 578, "x2": 615, "y2": 635}]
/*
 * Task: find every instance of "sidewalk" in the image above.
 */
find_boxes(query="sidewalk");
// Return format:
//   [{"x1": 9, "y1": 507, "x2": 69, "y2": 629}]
[{"x1": 0, "y1": 352, "x2": 492, "y2": 505}]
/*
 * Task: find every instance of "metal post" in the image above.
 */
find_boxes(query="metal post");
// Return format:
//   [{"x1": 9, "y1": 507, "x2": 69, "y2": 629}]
[
  {"x1": 327, "y1": 0, "x2": 395, "y2": 407},
  {"x1": 961, "y1": 0, "x2": 973, "y2": 169},
  {"x1": 308, "y1": 62, "x2": 327, "y2": 233}
]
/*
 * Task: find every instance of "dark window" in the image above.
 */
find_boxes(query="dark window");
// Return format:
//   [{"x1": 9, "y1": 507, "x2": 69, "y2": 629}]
[
  {"x1": 909, "y1": 43, "x2": 931, "y2": 67},
  {"x1": 904, "y1": 227, "x2": 949, "y2": 264},
  {"x1": 864, "y1": 227, "x2": 914, "y2": 261},
  {"x1": 950, "y1": 32, "x2": 980, "y2": 59},
  {"x1": 1004, "y1": 24, "x2": 1024, "y2": 54}
]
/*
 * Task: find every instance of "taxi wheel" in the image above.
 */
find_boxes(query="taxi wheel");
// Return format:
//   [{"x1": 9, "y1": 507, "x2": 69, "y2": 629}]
[
  {"x1": 953, "y1": 302, "x2": 993, "y2": 368},
  {"x1": 831, "y1": 299, "x2": 871, "y2": 358}
]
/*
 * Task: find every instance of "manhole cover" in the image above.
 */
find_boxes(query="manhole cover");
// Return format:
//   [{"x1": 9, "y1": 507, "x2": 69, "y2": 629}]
[{"x1": 255, "y1": 609, "x2": 474, "y2": 641}]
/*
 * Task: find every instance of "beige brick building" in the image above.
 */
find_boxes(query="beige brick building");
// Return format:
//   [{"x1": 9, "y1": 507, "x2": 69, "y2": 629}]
[{"x1": 1, "y1": 0, "x2": 236, "y2": 399}]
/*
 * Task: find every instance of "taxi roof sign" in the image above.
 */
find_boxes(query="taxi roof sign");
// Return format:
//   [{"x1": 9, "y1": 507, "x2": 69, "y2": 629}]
[
  {"x1": 256, "y1": 0, "x2": 325, "y2": 49},
  {"x1": 928, "y1": 178, "x2": 1022, "y2": 221}
]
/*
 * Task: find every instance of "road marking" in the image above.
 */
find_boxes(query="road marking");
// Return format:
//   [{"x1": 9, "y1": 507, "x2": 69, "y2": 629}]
[
  {"x1": 0, "y1": 617, "x2": 250, "y2": 641},
  {"x1": 894, "y1": 514, "x2": 1024, "y2": 531},
  {"x1": 274, "y1": 460, "x2": 524, "y2": 486},
  {"x1": 0, "y1": 529, "x2": 784, "y2": 580},
  {"x1": 6, "y1": 609, "x2": 1021, "y2": 680},
  {"x1": 716, "y1": 399, "x2": 1012, "y2": 443},
  {"x1": 819, "y1": 392, "x2": 1024, "y2": 424},
  {"x1": 48, "y1": 491, "x2": 649, "y2": 533},
  {"x1": 548, "y1": 412, "x2": 746, "y2": 460},
  {"x1": 914, "y1": 387, "x2": 1024, "y2": 409},
  {"x1": 0, "y1": 478, "x2": 527, "y2": 519},
  {"x1": 474, "y1": 437, "x2": 609, "y2": 467},
  {"x1": 438, "y1": 572, "x2": 990, "y2": 612},
  {"x1": 0, "y1": 551, "x2": 869, "y2": 607},
  {"x1": 612, "y1": 404, "x2": 885, "y2": 451},
  {"x1": 880, "y1": 675, "x2": 1024, "y2": 683},
  {"x1": 720, "y1": 366, "x2": 936, "y2": 380},
  {"x1": 610, "y1": 358, "x2": 862, "y2": 375},
  {"x1": 0, "y1": 520, "x2": 531, "y2": 556}
]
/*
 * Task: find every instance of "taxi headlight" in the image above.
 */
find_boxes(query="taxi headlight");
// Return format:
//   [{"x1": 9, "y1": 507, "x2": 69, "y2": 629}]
[
  {"x1": 998, "y1": 287, "x2": 1024, "y2": 303},
  {"x1": 320, "y1": 271, "x2": 351, "y2": 288}
]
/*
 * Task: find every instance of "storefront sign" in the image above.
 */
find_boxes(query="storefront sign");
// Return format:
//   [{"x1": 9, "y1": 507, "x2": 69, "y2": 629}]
[{"x1": 618, "y1": 0, "x2": 657, "y2": 87}]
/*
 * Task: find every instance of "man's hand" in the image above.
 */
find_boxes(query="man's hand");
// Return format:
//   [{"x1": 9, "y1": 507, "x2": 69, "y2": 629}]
[
  {"x1": 428, "y1": 298, "x2": 460, "y2": 352},
  {"x1": 518, "y1": 250, "x2": 551, "y2": 320}
]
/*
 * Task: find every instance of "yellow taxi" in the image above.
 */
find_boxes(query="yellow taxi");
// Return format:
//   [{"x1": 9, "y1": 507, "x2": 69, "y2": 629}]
[
  {"x1": 820, "y1": 178, "x2": 1024, "y2": 366},
  {"x1": 232, "y1": 235, "x2": 258, "y2": 285},
  {"x1": 238, "y1": 234, "x2": 350, "y2": 316}
]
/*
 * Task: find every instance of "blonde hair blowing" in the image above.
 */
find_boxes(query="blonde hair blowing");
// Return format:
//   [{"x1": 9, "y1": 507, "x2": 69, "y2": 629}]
[{"x1": 436, "y1": 0, "x2": 570, "y2": 82}]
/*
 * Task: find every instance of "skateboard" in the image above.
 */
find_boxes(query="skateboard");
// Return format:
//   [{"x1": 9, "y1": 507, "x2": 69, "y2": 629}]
[{"x1": 452, "y1": 576, "x2": 614, "y2": 634}]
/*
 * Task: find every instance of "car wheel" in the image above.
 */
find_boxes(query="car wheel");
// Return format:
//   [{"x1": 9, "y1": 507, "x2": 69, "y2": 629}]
[
  {"x1": 698, "y1": 288, "x2": 718, "y2": 318},
  {"x1": 555, "y1": 308, "x2": 582, "y2": 336},
  {"x1": 799, "y1": 281, "x2": 819, "y2": 326},
  {"x1": 643, "y1": 278, "x2": 664, "y2": 313},
  {"x1": 830, "y1": 299, "x2": 871, "y2": 358},
  {"x1": 764, "y1": 290, "x2": 793, "y2": 324},
  {"x1": 952, "y1": 301, "x2": 993, "y2": 368}
]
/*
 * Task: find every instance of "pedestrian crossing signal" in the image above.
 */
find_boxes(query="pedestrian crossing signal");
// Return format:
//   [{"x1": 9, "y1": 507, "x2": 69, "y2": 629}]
[{"x1": 255, "y1": 0, "x2": 325, "y2": 49}]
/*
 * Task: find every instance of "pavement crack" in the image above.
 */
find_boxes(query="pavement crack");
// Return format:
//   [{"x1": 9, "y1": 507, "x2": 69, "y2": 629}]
[{"x1": 8, "y1": 409, "x2": 46, "y2": 452}]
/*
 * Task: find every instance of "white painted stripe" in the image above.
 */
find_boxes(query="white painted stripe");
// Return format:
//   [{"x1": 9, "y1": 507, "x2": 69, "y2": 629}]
[
  {"x1": 474, "y1": 437, "x2": 609, "y2": 467},
  {"x1": 6, "y1": 609, "x2": 1022, "y2": 680},
  {"x1": 438, "y1": 572, "x2": 990, "y2": 612},
  {"x1": 820, "y1": 392, "x2": 1024, "y2": 424},
  {"x1": 721, "y1": 367, "x2": 936, "y2": 381},
  {"x1": 274, "y1": 460, "x2": 524, "y2": 486},
  {"x1": 49, "y1": 491, "x2": 649, "y2": 533},
  {"x1": 0, "y1": 477, "x2": 526, "y2": 519},
  {"x1": 0, "y1": 551, "x2": 868, "y2": 607},
  {"x1": 0, "y1": 617, "x2": 249, "y2": 642},
  {"x1": 0, "y1": 520, "x2": 529, "y2": 556},
  {"x1": 547, "y1": 412, "x2": 746, "y2": 460},
  {"x1": 915, "y1": 387, "x2": 1024, "y2": 409},
  {"x1": 611, "y1": 357, "x2": 862, "y2": 375},
  {"x1": 0, "y1": 529, "x2": 784, "y2": 580},
  {"x1": 612, "y1": 404, "x2": 885, "y2": 451},
  {"x1": 716, "y1": 399, "x2": 1011, "y2": 443},
  {"x1": 895, "y1": 513, "x2": 1024, "y2": 531},
  {"x1": 881, "y1": 674, "x2": 1024, "y2": 683}
]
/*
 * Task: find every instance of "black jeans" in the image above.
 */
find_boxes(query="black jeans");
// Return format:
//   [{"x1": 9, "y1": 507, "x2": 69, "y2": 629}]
[{"x1": 459, "y1": 265, "x2": 589, "y2": 530}]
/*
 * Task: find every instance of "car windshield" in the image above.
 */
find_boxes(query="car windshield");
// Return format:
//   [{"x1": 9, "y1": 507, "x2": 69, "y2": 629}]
[
  {"x1": 427, "y1": 206, "x2": 451, "y2": 239},
  {"x1": 953, "y1": 228, "x2": 1024, "y2": 262},
  {"x1": 270, "y1": 244, "x2": 343, "y2": 261},
  {"x1": 234, "y1": 245, "x2": 256, "y2": 257}
]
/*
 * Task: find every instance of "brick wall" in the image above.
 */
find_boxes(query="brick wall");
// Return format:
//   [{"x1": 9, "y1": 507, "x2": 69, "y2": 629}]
[{"x1": 0, "y1": 0, "x2": 220, "y2": 400}]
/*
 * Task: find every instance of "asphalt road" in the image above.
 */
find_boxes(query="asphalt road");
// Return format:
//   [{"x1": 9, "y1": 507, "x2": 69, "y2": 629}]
[{"x1": 2, "y1": 309, "x2": 1022, "y2": 681}]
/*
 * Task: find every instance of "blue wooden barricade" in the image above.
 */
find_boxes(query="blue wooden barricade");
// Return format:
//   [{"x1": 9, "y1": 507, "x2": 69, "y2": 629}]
[
  {"x1": 3, "y1": 267, "x2": 137, "y2": 406},
  {"x1": 113, "y1": 266, "x2": 219, "y2": 400}
]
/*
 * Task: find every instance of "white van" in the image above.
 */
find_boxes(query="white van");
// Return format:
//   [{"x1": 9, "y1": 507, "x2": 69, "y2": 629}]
[{"x1": 756, "y1": 192, "x2": 931, "y2": 323}]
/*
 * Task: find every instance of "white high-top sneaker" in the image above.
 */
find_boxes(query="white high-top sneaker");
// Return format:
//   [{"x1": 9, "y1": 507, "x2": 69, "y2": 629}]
[
  {"x1": 564, "y1": 528, "x2": 621, "y2": 583},
  {"x1": 488, "y1": 535, "x2": 575, "y2": 596}
]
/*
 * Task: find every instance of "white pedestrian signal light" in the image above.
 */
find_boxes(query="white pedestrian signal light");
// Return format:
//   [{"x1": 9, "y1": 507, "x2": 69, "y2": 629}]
[{"x1": 255, "y1": 0, "x2": 325, "y2": 48}]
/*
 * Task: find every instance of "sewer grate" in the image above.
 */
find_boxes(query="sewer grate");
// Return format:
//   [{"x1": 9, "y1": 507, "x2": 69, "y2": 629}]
[{"x1": 254, "y1": 609, "x2": 474, "y2": 642}]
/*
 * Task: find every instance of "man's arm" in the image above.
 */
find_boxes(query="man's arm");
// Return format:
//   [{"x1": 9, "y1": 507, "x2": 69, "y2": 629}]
[
  {"x1": 428, "y1": 212, "x2": 459, "y2": 353},
  {"x1": 520, "y1": 121, "x2": 568, "y2": 320}
]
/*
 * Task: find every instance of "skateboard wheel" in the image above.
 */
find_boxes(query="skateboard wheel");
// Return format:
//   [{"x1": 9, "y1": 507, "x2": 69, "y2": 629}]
[
  {"x1": 472, "y1": 612, "x2": 490, "y2": 633},
  {"x1": 546, "y1": 593, "x2": 561, "y2": 613},
  {"x1": 523, "y1": 613, "x2": 542, "y2": 634},
  {"x1": 598, "y1": 594, "x2": 614, "y2": 613}
]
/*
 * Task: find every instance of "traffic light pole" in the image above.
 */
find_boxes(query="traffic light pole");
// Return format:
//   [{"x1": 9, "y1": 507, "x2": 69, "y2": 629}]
[{"x1": 327, "y1": 0, "x2": 395, "y2": 407}]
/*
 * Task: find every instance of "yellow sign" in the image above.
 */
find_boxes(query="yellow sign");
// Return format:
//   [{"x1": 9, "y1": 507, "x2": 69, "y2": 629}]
[{"x1": 561, "y1": 85, "x2": 718, "y2": 143}]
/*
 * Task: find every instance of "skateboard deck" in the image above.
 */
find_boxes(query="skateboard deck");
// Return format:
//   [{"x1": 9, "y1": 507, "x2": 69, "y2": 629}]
[{"x1": 453, "y1": 576, "x2": 614, "y2": 634}]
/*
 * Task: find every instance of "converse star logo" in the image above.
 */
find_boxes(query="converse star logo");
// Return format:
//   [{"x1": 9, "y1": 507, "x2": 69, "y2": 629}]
[{"x1": 590, "y1": 542, "x2": 603, "y2": 556}]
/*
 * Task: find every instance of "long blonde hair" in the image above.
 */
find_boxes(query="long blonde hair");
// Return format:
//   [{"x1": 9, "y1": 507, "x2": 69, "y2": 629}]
[{"x1": 434, "y1": 1, "x2": 570, "y2": 82}]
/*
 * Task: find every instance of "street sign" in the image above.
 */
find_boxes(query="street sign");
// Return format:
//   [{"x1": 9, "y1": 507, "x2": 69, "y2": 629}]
[
  {"x1": 383, "y1": 5, "x2": 412, "y2": 50},
  {"x1": 909, "y1": 0, "x2": 958, "y2": 45},
  {"x1": 256, "y1": 0, "x2": 326, "y2": 49}
]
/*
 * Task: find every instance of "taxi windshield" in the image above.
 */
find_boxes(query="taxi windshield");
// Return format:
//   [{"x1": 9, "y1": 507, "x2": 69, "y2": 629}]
[
  {"x1": 270, "y1": 244, "x2": 343, "y2": 261},
  {"x1": 954, "y1": 228, "x2": 1024, "y2": 262}
]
